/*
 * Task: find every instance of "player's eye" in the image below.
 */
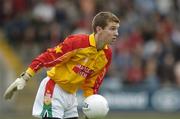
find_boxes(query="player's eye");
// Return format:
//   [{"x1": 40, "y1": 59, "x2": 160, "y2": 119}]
[{"x1": 110, "y1": 26, "x2": 117, "y2": 30}]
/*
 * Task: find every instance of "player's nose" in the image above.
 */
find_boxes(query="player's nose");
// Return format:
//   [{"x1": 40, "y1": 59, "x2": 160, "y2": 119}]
[{"x1": 114, "y1": 30, "x2": 118, "y2": 37}]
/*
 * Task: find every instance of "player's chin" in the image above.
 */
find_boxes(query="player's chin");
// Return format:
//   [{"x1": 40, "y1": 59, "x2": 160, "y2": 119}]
[
  {"x1": 110, "y1": 40, "x2": 116, "y2": 45},
  {"x1": 109, "y1": 42, "x2": 115, "y2": 45}
]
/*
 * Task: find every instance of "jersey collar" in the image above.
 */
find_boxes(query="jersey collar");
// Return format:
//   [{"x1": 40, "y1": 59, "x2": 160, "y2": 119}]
[{"x1": 89, "y1": 33, "x2": 108, "y2": 49}]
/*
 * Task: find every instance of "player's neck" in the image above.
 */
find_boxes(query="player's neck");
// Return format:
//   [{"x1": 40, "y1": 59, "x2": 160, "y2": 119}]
[{"x1": 95, "y1": 34, "x2": 106, "y2": 51}]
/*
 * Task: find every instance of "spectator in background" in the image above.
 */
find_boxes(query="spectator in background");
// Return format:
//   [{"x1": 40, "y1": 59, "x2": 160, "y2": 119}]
[
  {"x1": 174, "y1": 62, "x2": 180, "y2": 86},
  {"x1": 143, "y1": 56, "x2": 160, "y2": 91}
]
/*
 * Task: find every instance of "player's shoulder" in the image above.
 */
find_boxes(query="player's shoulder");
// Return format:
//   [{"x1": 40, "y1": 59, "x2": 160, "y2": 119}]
[
  {"x1": 104, "y1": 46, "x2": 112, "y2": 59},
  {"x1": 65, "y1": 34, "x2": 88, "y2": 40},
  {"x1": 69, "y1": 34, "x2": 89, "y2": 38},
  {"x1": 64, "y1": 34, "x2": 90, "y2": 48},
  {"x1": 105, "y1": 45, "x2": 112, "y2": 52},
  {"x1": 65, "y1": 34, "x2": 89, "y2": 42}
]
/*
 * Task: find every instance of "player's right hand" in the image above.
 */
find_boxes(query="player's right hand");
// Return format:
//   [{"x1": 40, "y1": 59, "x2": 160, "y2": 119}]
[{"x1": 3, "y1": 72, "x2": 31, "y2": 100}]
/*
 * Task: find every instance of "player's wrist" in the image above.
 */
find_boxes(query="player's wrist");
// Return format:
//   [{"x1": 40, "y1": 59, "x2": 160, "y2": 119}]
[{"x1": 20, "y1": 72, "x2": 31, "y2": 81}]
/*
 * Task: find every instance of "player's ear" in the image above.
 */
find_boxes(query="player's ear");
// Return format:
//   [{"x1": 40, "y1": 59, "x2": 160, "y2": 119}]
[{"x1": 96, "y1": 26, "x2": 103, "y2": 33}]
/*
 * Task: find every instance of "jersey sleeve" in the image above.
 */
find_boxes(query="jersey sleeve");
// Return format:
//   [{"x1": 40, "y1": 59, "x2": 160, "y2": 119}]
[
  {"x1": 81, "y1": 48, "x2": 112, "y2": 97},
  {"x1": 26, "y1": 37, "x2": 76, "y2": 76}
]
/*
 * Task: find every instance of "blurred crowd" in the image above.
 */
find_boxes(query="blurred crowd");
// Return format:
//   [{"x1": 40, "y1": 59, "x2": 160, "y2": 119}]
[{"x1": 0, "y1": 0, "x2": 180, "y2": 91}]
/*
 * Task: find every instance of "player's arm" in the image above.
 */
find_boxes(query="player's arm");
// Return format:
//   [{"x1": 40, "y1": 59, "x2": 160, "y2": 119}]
[
  {"x1": 3, "y1": 37, "x2": 75, "y2": 100},
  {"x1": 81, "y1": 67, "x2": 110, "y2": 119},
  {"x1": 81, "y1": 66, "x2": 109, "y2": 97},
  {"x1": 81, "y1": 49, "x2": 112, "y2": 97},
  {"x1": 26, "y1": 41, "x2": 74, "y2": 76}
]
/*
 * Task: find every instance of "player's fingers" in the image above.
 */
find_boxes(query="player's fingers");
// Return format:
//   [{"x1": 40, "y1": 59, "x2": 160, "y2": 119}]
[{"x1": 3, "y1": 86, "x2": 17, "y2": 100}]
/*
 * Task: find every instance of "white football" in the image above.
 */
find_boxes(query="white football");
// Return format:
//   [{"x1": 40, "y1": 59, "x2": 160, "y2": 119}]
[{"x1": 82, "y1": 94, "x2": 109, "y2": 119}]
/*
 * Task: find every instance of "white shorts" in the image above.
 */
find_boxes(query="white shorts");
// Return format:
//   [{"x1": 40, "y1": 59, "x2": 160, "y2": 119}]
[{"x1": 32, "y1": 77, "x2": 78, "y2": 118}]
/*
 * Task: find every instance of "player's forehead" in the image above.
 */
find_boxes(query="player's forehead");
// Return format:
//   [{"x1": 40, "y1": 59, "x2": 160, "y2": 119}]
[{"x1": 105, "y1": 21, "x2": 120, "y2": 28}]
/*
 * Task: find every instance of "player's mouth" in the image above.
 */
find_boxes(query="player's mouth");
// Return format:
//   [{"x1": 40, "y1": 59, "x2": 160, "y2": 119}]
[
  {"x1": 110, "y1": 38, "x2": 117, "y2": 45},
  {"x1": 112, "y1": 37, "x2": 117, "y2": 42}
]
